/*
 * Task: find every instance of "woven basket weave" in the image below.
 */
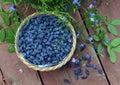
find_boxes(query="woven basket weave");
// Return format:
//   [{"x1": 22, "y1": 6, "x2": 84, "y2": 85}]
[{"x1": 15, "y1": 12, "x2": 76, "y2": 71}]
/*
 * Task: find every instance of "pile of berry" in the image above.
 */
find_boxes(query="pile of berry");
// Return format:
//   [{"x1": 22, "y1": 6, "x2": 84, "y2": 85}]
[{"x1": 18, "y1": 14, "x2": 73, "y2": 67}]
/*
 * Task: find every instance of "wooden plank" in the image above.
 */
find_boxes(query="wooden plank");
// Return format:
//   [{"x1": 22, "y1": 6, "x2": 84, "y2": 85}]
[
  {"x1": 40, "y1": 11, "x2": 108, "y2": 85},
  {"x1": 98, "y1": 0, "x2": 120, "y2": 85},
  {"x1": 0, "y1": 69, "x2": 5, "y2": 85},
  {"x1": 0, "y1": 4, "x2": 42, "y2": 85},
  {"x1": 0, "y1": 44, "x2": 42, "y2": 85}
]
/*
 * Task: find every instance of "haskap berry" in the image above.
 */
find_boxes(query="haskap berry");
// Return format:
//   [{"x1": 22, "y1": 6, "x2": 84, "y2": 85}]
[{"x1": 18, "y1": 14, "x2": 73, "y2": 66}]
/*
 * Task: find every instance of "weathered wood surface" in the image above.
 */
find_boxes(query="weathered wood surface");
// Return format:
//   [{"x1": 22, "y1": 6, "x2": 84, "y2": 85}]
[
  {"x1": 0, "y1": 69, "x2": 5, "y2": 85},
  {"x1": 0, "y1": 44, "x2": 42, "y2": 85},
  {"x1": 39, "y1": 11, "x2": 108, "y2": 85},
  {"x1": 0, "y1": 3, "x2": 111, "y2": 85},
  {"x1": 98, "y1": 0, "x2": 120, "y2": 85}
]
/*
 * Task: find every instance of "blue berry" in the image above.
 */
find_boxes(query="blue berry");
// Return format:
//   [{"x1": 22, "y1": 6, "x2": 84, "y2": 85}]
[
  {"x1": 85, "y1": 69, "x2": 90, "y2": 76},
  {"x1": 81, "y1": 76, "x2": 88, "y2": 79},
  {"x1": 98, "y1": 69, "x2": 103, "y2": 74},
  {"x1": 63, "y1": 79, "x2": 71, "y2": 84},
  {"x1": 92, "y1": 65, "x2": 99, "y2": 70},
  {"x1": 86, "y1": 63, "x2": 93, "y2": 67}
]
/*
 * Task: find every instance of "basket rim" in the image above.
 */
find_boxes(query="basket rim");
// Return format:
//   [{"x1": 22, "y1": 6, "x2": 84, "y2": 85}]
[{"x1": 15, "y1": 11, "x2": 77, "y2": 71}]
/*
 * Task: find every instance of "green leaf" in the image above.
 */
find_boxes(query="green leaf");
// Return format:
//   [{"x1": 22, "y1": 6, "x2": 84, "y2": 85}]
[
  {"x1": 14, "y1": 0, "x2": 22, "y2": 5},
  {"x1": 5, "y1": 28, "x2": 15, "y2": 44},
  {"x1": 107, "y1": 46, "x2": 116, "y2": 63},
  {"x1": 12, "y1": 12, "x2": 19, "y2": 22},
  {"x1": 1, "y1": 12, "x2": 10, "y2": 26},
  {"x1": 3, "y1": 0, "x2": 14, "y2": 3},
  {"x1": 110, "y1": 38, "x2": 120, "y2": 47},
  {"x1": 0, "y1": 0, "x2": 5, "y2": 3},
  {"x1": 0, "y1": 29, "x2": 5, "y2": 42},
  {"x1": 108, "y1": 24, "x2": 118, "y2": 36},
  {"x1": 86, "y1": 20, "x2": 93, "y2": 28},
  {"x1": 8, "y1": 44, "x2": 15, "y2": 53},
  {"x1": 112, "y1": 46, "x2": 120, "y2": 52},
  {"x1": 112, "y1": 19, "x2": 120, "y2": 25},
  {"x1": 0, "y1": 25, "x2": 3, "y2": 30},
  {"x1": 13, "y1": 24, "x2": 19, "y2": 34},
  {"x1": 106, "y1": 16, "x2": 111, "y2": 24},
  {"x1": 94, "y1": 35, "x2": 100, "y2": 41},
  {"x1": 109, "y1": 50, "x2": 116, "y2": 63},
  {"x1": 97, "y1": 43, "x2": 103, "y2": 55}
]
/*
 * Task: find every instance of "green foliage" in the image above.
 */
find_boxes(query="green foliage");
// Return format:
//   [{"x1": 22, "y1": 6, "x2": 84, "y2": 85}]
[
  {"x1": 97, "y1": 43, "x2": 103, "y2": 55},
  {"x1": 12, "y1": 12, "x2": 19, "y2": 23},
  {"x1": 8, "y1": 44, "x2": 15, "y2": 53},
  {"x1": 110, "y1": 38, "x2": 120, "y2": 47},
  {"x1": 107, "y1": 38, "x2": 120, "y2": 63},
  {"x1": 0, "y1": 25, "x2": 3, "y2": 30},
  {"x1": 107, "y1": 46, "x2": 116, "y2": 63},
  {"x1": 0, "y1": 29, "x2": 5, "y2": 42},
  {"x1": 111, "y1": 20, "x2": 120, "y2": 25},
  {"x1": 13, "y1": 23, "x2": 19, "y2": 34},
  {"x1": 112, "y1": 46, "x2": 120, "y2": 52},
  {"x1": 1, "y1": 12, "x2": 10, "y2": 26},
  {"x1": 107, "y1": 24, "x2": 117, "y2": 36},
  {"x1": 5, "y1": 28, "x2": 15, "y2": 44},
  {"x1": 106, "y1": 16, "x2": 120, "y2": 36},
  {"x1": 94, "y1": 27, "x2": 108, "y2": 42},
  {"x1": 0, "y1": 0, "x2": 120, "y2": 64}
]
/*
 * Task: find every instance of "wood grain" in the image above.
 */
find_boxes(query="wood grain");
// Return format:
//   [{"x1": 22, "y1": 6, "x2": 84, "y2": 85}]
[
  {"x1": 0, "y1": 44, "x2": 42, "y2": 85},
  {"x1": 98, "y1": 0, "x2": 120, "y2": 85},
  {"x1": 39, "y1": 11, "x2": 108, "y2": 85},
  {"x1": 0, "y1": 69, "x2": 5, "y2": 85}
]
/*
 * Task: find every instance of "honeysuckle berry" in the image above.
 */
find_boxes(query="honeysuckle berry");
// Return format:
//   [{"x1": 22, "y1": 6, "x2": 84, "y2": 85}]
[
  {"x1": 89, "y1": 4, "x2": 94, "y2": 9},
  {"x1": 63, "y1": 79, "x2": 71, "y2": 84},
  {"x1": 93, "y1": 0, "x2": 97, "y2": 4},
  {"x1": 90, "y1": 12, "x2": 95, "y2": 17},
  {"x1": 86, "y1": 63, "x2": 93, "y2": 67},
  {"x1": 9, "y1": 5, "x2": 16, "y2": 11},
  {"x1": 105, "y1": 38, "x2": 111, "y2": 44},
  {"x1": 88, "y1": 36, "x2": 94, "y2": 42},
  {"x1": 90, "y1": 17, "x2": 95, "y2": 22},
  {"x1": 85, "y1": 69, "x2": 90, "y2": 76},
  {"x1": 98, "y1": 69, "x2": 103, "y2": 74},
  {"x1": 18, "y1": 14, "x2": 73, "y2": 66},
  {"x1": 81, "y1": 75, "x2": 88, "y2": 79},
  {"x1": 76, "y1": 31, "x2": 80, "y2": 38},
  {"x1": 72, "y1": 0, "x2": 81, "y2": 6}
]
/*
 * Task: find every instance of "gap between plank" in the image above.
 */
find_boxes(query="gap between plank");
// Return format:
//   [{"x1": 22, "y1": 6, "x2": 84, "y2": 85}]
[
  {"x1": 37, "y1": 71, "x2": 44, "y2": 85},
  {"x1": 78, "y1": 10, "x2": 111, "y2": 85},
  {"x1": 0, "y1": 68, "x2": 7, "y2": 85}
]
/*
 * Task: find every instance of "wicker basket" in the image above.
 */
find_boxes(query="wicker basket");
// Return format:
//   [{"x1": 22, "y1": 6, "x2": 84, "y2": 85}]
[{"x1": 15, "y1": 12, "x2": 76, "y2": 71}]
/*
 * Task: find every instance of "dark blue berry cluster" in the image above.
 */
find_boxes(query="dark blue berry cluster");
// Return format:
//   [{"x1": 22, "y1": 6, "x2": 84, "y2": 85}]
[
  {"x1": 62, "y1": 55, "x2": 103, "y2": 84},
  {"x1": 18, "y1": 14, "x2": 73, "y2": 67}
]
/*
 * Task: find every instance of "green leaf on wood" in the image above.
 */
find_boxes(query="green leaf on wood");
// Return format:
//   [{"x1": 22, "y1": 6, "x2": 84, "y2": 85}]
[
  {"x1": 112, "y1": 19, "x2": 120, "y2": 25},
  {"x1": 97, "y1": 43, "x2": 103, "y2": 55},
  {"x1": 14, "y1": 0, "x2": 22, "y2": 5},
  {"x1": 13, "y1": 24, "x2": 19, "y2": 34},
  {"x1": 5, "y1": 28, "x2": 15, "y2": 44},
  {"x1": 0, "y1": 25, "x2": 3, "y2": 30},
  {"x1": 106, "y1": 16, "x2": 111, "y2": 24},
  {"x1": 107, "y1": 46, "x2": 116, "y2": 63},
  {"x1": 110, "y1": 38, "x2": 120, "y2": 47},
  {"x1": 1, "y1": 12, "x2": 10, "y2": 26},
  {"x1": 12, "y1": 12, "x2": 19, "y2": 22},
  {"x1": 112, "y1": 46, "x2": 120, "y2": 52},
  {"x1": 8, "y1": 44, "x2": 15, "y2": 53},
  {"x1": 0, "y1": 29, "x2": 5, "y2": 42},
  {"x1": 109, "y1": 50, "x2": 116, "y2": 63},
  {"x1": 0, "y1": 0, "x2": 5, "y2": 3},
  {"x1": 94, "y1": 35, "x2": 100, "y2": 41},
  {"x1": 108, "y1": 24, "x2": 118, "y2": 36}
]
